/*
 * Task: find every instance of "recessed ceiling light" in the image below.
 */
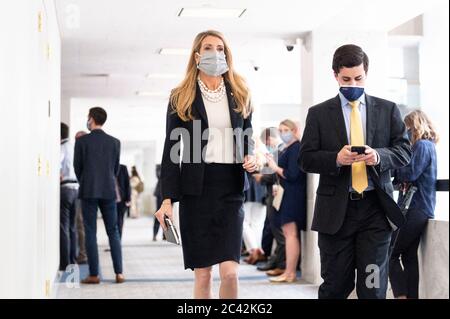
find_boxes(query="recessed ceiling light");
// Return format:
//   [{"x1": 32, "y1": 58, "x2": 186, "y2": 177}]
[
  {"x1": 178, "y1": 7, "x2": 246, "y2": 18},
  {"x1": 158, "y1": 48, "x2": 191, "y2": 55},
  {"x1": 80, "y1": 73, "x2": 110, "y2": 77}
]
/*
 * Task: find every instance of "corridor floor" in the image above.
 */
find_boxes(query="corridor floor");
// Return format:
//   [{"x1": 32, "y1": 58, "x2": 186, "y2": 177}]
[{"x1": 55, "y1": 216, "x2": 319, "y2": 299}]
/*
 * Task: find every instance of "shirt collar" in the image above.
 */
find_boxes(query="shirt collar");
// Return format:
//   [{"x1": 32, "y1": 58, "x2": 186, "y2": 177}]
[
  {"x1": 61, "y1": 138, "x2": 69, "y2": 145},
  {"x1": 339, "y1": 92, "x2": 366, "y2": 108}
]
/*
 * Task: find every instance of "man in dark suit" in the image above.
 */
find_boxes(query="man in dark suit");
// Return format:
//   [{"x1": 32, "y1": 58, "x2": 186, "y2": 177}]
[
  {"x1": 298, "y1": 45, "x2": 411, "y2": 299},
  {"x1": 74, "y1": 107, "x2": 125, "y2": 284},
  {"x1": 116, "y1": 164, "x2": 131, "y2": 239}
]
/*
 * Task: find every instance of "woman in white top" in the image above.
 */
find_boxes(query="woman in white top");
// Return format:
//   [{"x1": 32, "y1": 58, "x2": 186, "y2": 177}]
[{"x1": 155, "y1": 30, "x2": 257, "y2": 299}]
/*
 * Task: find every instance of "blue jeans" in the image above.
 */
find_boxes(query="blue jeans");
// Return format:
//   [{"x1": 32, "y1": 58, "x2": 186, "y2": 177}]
[{"x1": 82, "y1": 199, "x2": 123, "y2": 276}]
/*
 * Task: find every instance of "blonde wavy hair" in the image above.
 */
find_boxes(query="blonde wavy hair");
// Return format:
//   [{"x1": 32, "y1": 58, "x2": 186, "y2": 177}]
[
  {"x1": 280, "y1": 119, "x2": 300, "y2": 139},
  {"x1": 170, "y1": 30, "x2": 251, "y2": 122},
  {"x1": 404, "y1": 110, "x2": 439, "y2": 144}
]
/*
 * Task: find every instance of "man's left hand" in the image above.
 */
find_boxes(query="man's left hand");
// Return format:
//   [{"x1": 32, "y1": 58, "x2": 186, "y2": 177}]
[{"x1": 358, "y1": 145, "x2": 379, "y2": 166}]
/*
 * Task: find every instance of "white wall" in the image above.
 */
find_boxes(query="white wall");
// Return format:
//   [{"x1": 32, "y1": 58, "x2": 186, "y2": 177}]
[
  {"x1": 0, "y1": 0, "x2": 61, "y2": 298},
  {"x1": 419, "y1": 1, "x2": 449, "y2": 221}
]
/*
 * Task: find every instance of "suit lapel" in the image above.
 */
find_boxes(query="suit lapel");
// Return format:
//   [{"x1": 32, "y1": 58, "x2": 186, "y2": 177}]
[
  {"x1": 365, "y1": 94, "x2": 378, "y2": 146},
  {"x1": 225, "y1": 81, "x2": 240, "y2": 130},
  {"x1": 329, "y1": 95, "x2": 349, "y2": 145},
  {"x1": 193, "y1": 83, "x2": 208, "y2": 125}
]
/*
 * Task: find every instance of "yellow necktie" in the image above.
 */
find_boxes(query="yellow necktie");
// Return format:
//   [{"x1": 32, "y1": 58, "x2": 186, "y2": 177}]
[{"x1": 350, "y1": 100, "x2": 368, "y2": 193}]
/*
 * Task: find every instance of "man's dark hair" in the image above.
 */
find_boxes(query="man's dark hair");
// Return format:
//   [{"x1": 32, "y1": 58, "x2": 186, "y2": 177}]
[
  {"x1": 332, "y1": 44, "x2": 369, "y2": 74},
  {"x1": 89, "y1": 107, "x2": 107, "y2": 126},
  {"x1": 61, "y1": 122, "x2": 69, "y2": 139}
]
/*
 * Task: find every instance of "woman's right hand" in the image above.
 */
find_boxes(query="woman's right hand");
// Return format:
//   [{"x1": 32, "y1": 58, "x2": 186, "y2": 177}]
[
  {"x1": 154, "y1": 199, "x2": 173, "y2": 231},
  {"x1": 272, "y1": 185, "x2": 278, "y2": 197}
]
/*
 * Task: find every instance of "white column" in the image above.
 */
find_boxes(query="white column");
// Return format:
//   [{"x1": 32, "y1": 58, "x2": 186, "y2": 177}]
[{"x1": 419, "y1": 1, "x2": 449, "y2": 180}]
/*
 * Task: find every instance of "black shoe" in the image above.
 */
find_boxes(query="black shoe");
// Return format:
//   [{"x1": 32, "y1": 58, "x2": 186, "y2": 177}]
[{"x1": 257, "y1": 262, "x2": 276, "y2": 271}]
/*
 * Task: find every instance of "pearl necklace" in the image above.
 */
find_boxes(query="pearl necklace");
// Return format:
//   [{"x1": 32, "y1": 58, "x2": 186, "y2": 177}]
[{"x1": 198, "y1": 77, "x2": 226, "y2": 103}]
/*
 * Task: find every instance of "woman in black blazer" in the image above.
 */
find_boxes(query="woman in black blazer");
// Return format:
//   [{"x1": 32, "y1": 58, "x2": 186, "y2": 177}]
[{"x1": 154, "y1": 30, "x2": 257, "y2": 299}]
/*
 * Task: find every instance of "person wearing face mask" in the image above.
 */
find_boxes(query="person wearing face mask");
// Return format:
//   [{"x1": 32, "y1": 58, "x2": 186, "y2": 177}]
[
  {"x1": 74, "y1": 107, "x2": 124, "y2": 284},
  {"x1": 253, "y1": 127, "x2": 287, "y2": 276},
  {"x1": 299, "y1": 44, "x2": 411, "y2": 299},
  {"x1": 154, "y1": 30, "x2": 256, "y2": 299},
  {"x1": 390, "y1": 110, "x2": 438, "y2": 299},
  {"x1": 264, "y1": 119, "x2": 307, "y2": 283}
]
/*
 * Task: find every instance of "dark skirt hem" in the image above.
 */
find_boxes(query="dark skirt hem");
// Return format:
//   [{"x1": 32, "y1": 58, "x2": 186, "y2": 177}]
[{"x1": 184, "y1": 256, "x2": 241, "y2": 271}]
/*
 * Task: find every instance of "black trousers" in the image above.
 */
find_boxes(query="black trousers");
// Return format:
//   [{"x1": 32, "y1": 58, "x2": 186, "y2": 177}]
[
  {"x1": 268, "y1": 205, "x2": 286, "y2": 269},
  {"x1": 318, "y1": 191, "x2": 392, "y2": 299},
  {"x1": 261, "y1": 210, "x2": 274, "y2": 256},
  {"x1": 117, "y1": 202, "x2": 128, "y2": 239},
  {"x1": 153, "y1": 196, "x2": 163, "y2": 238},
  {"x1": 389, "y1": 208, "x2": 429, "y2": 298},
  {"x1": 60, "y1": 187, "x2": 78, "y2": 271}
]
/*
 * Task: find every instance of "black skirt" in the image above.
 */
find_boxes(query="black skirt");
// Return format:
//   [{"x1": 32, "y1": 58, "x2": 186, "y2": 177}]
[{"x1": 179, "y1": 163, "x2": 245, "y2": 270}]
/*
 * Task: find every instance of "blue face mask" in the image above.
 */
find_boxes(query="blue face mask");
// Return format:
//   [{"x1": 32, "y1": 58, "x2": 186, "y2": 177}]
[
  {"x1": 266, "y1": 146, "x2": 275, "y2": 154},
  {"x1": 340, "y1": 85, "x2": 365, "y2": 101},
  {"x1": 197, "y1": 51, "x2": 229, "y2": 77},
  {"x1": 86, "y1": 118, "x2": 92, "y2": 131},
  {"x1": 280, "y1": 132, "x2": 294, "y2": 144}
]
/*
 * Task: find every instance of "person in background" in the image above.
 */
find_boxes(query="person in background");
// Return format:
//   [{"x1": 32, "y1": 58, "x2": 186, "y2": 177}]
[
  {"x1": 266, "y1": 119, "x2": 306, "y2": 283},
  {"x1": 254, "y1": 127, "x2": 287, "y2": 276},
  {"x1": 116, "y1": 164, "x2": 131, "y2": 239},
  {"x1": 59, "y1": 123, "x2": 79, "y2": 271},
  {"x1": 242, "y1": 172, "x2": 267, "y2": 265},
  {"x1": 129, "y1": 166, "x2": 143, "y2": 218},
  {"x1": 74, "y1": 106, "x2": 124, "y2": 284},
  {"x1": 153, "y1": 164, "x2": 162, "y2": 241},
  {"x1": 74, "y1": 130, "x2": 87, "y2": 264},
  {"x1": 390, "y1": 110, "x2": 439, "y2": 299}
]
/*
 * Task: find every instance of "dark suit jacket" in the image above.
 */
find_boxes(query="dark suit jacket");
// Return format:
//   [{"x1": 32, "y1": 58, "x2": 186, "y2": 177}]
[
  {"x1": 74, "y1": 129, "x2": 121, "y2": 200},
  {"x1": 117, "y1": 164, "x2": 131, "y2": 203},
  {"x1": 160, "y1": 82, "x2": 254, "y2": 202},
  {"x1": 298, "y1": 94, "x2": 411, "y2": 235}
]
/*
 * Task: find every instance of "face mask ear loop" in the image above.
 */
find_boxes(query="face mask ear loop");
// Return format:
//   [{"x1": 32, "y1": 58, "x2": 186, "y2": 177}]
[{"x1": 195, "y1": 52, "x2": 201, "y2": 69}]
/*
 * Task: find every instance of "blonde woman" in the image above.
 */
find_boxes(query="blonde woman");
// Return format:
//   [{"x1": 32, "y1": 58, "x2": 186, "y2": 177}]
[
  {"x1": 129, "y1": 166, "x2": 142, "y2": 218},
  {"x1": 265, "y1": 119, "x2": 307, "y2": 283},
  {"x1": 154, "y1": 30, "x2": 256, "y2": 299},
  {"x1": 390, "y1": 110, "x2": 439, "y2": 299}
]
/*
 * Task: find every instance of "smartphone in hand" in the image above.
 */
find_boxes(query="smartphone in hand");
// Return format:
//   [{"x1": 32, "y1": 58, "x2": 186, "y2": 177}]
[{"x1": 351, "y1": 146, "x2": 366, "y2": 155}]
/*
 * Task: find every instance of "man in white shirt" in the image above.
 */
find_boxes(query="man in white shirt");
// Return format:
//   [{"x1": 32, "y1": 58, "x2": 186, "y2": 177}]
[{"x1": 60, "y1": 123, "x2": 79, "y2": 271}]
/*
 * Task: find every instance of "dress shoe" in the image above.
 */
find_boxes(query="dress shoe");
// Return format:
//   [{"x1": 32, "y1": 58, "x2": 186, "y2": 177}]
[
  {"x1": 266, "y1": 268, "x2": 285, "y2": 276},
  {"x1": 269, "y1": 273, "x2": 297, "y2": 283},
  {"x1": 245, "y1": 249, "x2": 266, "y2": 265},
  {"x1": 81, "y1": 276, "x2": 100, "y2": 284},
  {"x1": 257, "y1": 262, "x2": 276, "y2": 271},
  {"x1": 115, "y1": 274, "x2": 125, "y2": 284}
]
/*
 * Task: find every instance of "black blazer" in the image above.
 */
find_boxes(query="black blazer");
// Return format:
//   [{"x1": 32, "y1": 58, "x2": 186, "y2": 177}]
[
  {"x1": 74, "y1": 129, "x2": 121, "y2": 200},
  {"x1": 298, "y1": 94, "x2": 412, "y2": 235},
  {"x1": 160, "y1": 82, "x2": 254, "y2": 202},
  {"x1": 117, "y1": 164, "x2": 131, "y2": 203}
]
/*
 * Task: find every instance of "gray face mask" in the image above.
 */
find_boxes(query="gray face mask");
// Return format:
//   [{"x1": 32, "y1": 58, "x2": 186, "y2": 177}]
[{"x1": 196, "y1": 51, "x2": 229, "y2": 77}]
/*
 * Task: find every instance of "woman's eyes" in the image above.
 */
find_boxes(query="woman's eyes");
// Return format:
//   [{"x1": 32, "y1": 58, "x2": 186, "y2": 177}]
[{"x1": 203, "y1": 46, "x2": 224, "y2": 51}]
